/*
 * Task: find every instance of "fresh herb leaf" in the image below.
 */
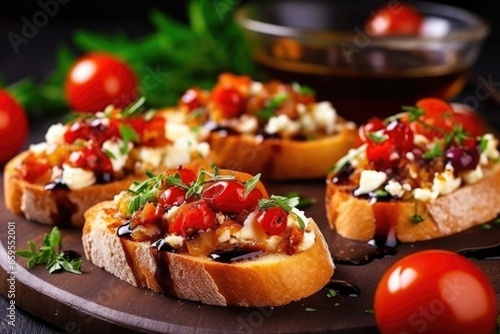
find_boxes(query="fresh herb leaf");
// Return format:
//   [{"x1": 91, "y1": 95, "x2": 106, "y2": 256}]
[
  {"x1": 367, "y1": 132, "x2": 387, "y2": 143},
  {"x1": 103, "y1": 149, "x2": 117, "y2": 160},
  {"x1": 365, "y1": 309, "x2": 374, "y2": 315},
  {"x1": 494, "y1": 217, "x2": 500, "y2": 224},
  {"x1": 423, "y1": 143, "x2": 444, "y2": 159},
  {"x1": 444, "y1": 125, "x2": 469, "y2": 146},
  {"x1": 330, "y1": 144, "x2": 367, "y2": 174},
  {"x1": 410, "y1": 202, "x2": 428, "y2": 223},
  {"x1": 479, "y1": 137, "x2": 489, "y2": 153},
  {"x1": 16, "y1": 227, "x2": 82, "y2": 274},
  {"x1": 121, "y1": 96, "x2": 147, "y2": 117},
  {"x1": 244, "y1": 173, "x2": 261, "y2": 197},
  {"x1": 401, "y1": 106, "x2": 425, "y2": 122},
  {"x1": 283, "y1": 191, "x2": 317, "y2": 209},
  {"x1": 291, "y1": 82, "x2": 315, "y2": 96},
  {"x1": 257, "y1": 92, "x2": 289, "y2": 120},
  {"x1": 210, "y1": 162, "x2": 220, "y2": 176},
  {"x1": 304, "y1": 308, "x2": 316, "y2": 312},
  {"x1": 127, "y1": 172, "x2": 165, "y2": 214},
  {"x1": 165, "y1": 173, "x2": 190, "y2": 190},
  {"x1": 119, "y1": 124, "x2": 140, "y2": 154},
  {"x1": 482, "y1": 223, "x2": 492, "y2": 230},
  {"x1": 326, "y1": 289, "x2": 337, "y2": 298},
  {"x1": 373, "y1": 189, "x2": 389, "y2": 198}
]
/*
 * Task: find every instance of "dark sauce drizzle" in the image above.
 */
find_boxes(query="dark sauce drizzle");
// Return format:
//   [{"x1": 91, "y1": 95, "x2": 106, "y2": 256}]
[
  {"x1": 151, "y1": 238, "x2": 176, "y2": 253},
  {"x1": 117, "y1": 222, "x2": 133, "y2": 237},
  {"x1": 457, "y1": 243, "x2": 500, "y2": 260},
  {"x1": 325, "y1": 279, "x2": 361, "y2": 297},
  {"x1": 44, "y1": 178, "x2": 69, "y2": 191},
  {"x1": 209, "y1": 249, "x2": 264, "y2": 263}
]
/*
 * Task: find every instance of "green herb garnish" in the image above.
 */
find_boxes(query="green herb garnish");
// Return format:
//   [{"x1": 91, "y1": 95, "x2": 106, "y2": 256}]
[
  {"x1": 291, "y1": 82, "x2": 315, "y2": 96},
  {"x1": 244, "y1": 173, "x2": 261, "y2": 197},
  {"x1": 444, "y1": 125, "x2": 469, "y2": 146},
  {"x1": 119, "y1": 124, "x2": 140, "y2": 154},
  {"x1": 305, "y1": 308, "x2": 316, "y2": 312},
  {"x1": 121, "y1": 96, "x2": 147, "y2": 118},
  {"x1": 373, "y1": 189, "x2": 389, "y2": 198},
  {"x1": 326, "y1": 289, "x2": 338, "y2": 298},
  {"x1": 283, "y1": 191, "x2": 317, "y2": 209},
  {"x1": 16, "y1": 227, "x2": 82, "y2": 274},
  {"x1": 367, "y1": 132, "x2": 388, "y2": 143},
  {"x1": 410, "y1": 202, "x2": 428, "y2": 223},
  {"x1": 479, "y1": 136, "x2": 489, "y2": 153},
  {"x1": 257, "y1": 92, "x2": 289, "y2": 120},
  {"x1": 258, "y1": 195, "x2": 306, "y2": 229},
  {"x1": 330, "y1": 144, "x2": 367, "y2": 174},
  {"x1": 127, "y1": 171, "x2": 165, "y2": 214},
  {"x1": 423, "y1": 143, "x2": 444, "y2": 159},
  {"x1": 365, "y1": 309, "x2": 374, "y2": 315},
  {"x1": 103, "y1": 148, "x2": 116, "y2": 160},
  {"x1": 482, "y1": 223, "x2": 492, "y2": 230}
]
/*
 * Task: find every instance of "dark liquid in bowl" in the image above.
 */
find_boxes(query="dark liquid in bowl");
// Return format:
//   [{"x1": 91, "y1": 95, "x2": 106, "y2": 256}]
[{"x1": 257, "y1": 55, "x2": 467, "y2": 125}]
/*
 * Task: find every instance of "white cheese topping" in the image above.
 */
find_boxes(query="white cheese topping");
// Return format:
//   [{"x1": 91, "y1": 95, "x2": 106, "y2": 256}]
[
  {"x1": 235, "y1": 115, "x2": 258, "y2": 134},
  {"x1": 45, "y1": 123, "x2": 67, "y2": 145},
  {"x1": 51, "y1": 166, "x2": 63, "y2": 180},
  {"x1": 298, "y1": 230, "x2": 316, "y2": 252},
  {"x1": 431, "y1": 164, "x2": 461, "y2": 196},
  {"x1": 61, "y1": 164, "x2": 96, "y2": 190},
  {"x1": 480, "y1": 133, "x2": 500, "y2": 165},
  {"x1": 313, "y1": 101, "x2": 337, "y2": 135},
  {"x1": 289, "y1": 208, "x2": 310, "y2": 229},
  {"x1": 165, "y1": 122, "x2": 193, "y2": 142},
  {"x1": 354, "y1": 170, "x2": 387, "y2": 196},
  {"x1": 384, "y1": 180, "x2": 405, "y2": 198},
  {"x1": 461, "y1": 165, "x2": 484, "y2": 184},
  {"x1": 413, "y1": 134, "x2": 429, "y2": 146},
  {"x1": 413, "y1": 188, "x2": 439, "y2": 202},
  {"x1": 165, "y1": 234, "x2": 184, "y2": 248},
  {"x1": 139, "y1": 146, "x2": 165, "y2": 170},
  {"x1": 265, "y1": 114, "x2": 300, "y2": 137},
  {"x1": 29, "y1": 142, "x2": 49, "y2": 155},
  {"x1": 237, "y1": 211, "x2": 260, "y2": 240},
  {"x1": 102, "y1": 139, "x2": 132, "y2": 172},
  {"x1": 250, "y1": 81, "x2": 264, "y2": 95}
]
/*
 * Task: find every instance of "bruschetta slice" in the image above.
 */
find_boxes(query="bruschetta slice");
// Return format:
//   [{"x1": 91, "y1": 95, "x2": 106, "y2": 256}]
[
  {"x1": 325, "y1": 98, "x2": 500, "y2": 242},
  {"x1": 82, "y1": 166, "x2": 334, "y2": 306}
]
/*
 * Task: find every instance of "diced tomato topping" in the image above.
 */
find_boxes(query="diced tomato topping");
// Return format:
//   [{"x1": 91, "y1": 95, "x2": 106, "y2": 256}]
[
  {"x1": 169, "y1": 201, "x2": 216, "y2": 236},
  {"x1": 67, "y1": 145, "x2": 113, "y2": 174}
]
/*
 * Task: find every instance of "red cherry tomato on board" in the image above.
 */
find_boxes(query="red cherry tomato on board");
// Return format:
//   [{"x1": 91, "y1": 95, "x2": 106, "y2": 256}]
[
  {"x1": 366, "y1": 3, "x2": 423, "y2": 36},
  {"x1": 65, "y1": 53, "x2": 138, "y2": 113},
  {"x1": 0, "y1": 90, "x2": 28, "y2": 164},
  {"x1": 374, "y1": 250, "x2": 498, "y2": 334}
]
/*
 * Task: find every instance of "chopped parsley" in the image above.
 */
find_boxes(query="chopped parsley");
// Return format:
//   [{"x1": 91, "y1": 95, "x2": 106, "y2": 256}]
[
  {"x1": 291, "y1": 82, "x2": 315, "y2": 96},
  {"x1": 423, "y1": 142, "x2": 444, "y2": 159},
  {"x1": 326, "y1": 289, "x2": 338, "y2": 298},
  {"x1": 410, "y1": 202, "x2": 428, "y2": 224},
  {"x1": 367, "y1": 131, "x2": 388, "y2": 143},
  {"x1": 257, "y1": 92, "x2": 289, "y2": 120},
  {"x1": 304, "y1": 308, "x2": 316, "y2": 312},
  {"x1": 119, "y1": 124, "x2": 140, "y2": 154},
  {"x1": 482, "y1": 223, "x2": 492, "y2": 230}
]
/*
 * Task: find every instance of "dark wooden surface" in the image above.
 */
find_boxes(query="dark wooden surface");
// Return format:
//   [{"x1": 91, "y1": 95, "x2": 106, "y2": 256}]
[{"x1": 0, "y1": 116, "x2": 499, "y2": 333}]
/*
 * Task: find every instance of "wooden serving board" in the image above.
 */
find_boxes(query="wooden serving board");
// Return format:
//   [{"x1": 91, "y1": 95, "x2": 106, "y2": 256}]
[{"x1": 1, "y1": 177, "x2": 500, "y2": 334}]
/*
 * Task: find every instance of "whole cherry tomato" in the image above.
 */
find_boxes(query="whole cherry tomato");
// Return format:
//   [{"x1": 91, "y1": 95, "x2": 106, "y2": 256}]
[
  {"x1": 374, "y1": 250, "x2": 498, "y2": 334},
  {"x1": 202, "y1": 180, "x2": 264, "y2": 214},
  {"x1": 65, "y1": 53, "x2": 138, "y2": 112},
  {"x1": 256, "y1": 206, "x2": 288, "y2": 235},
  {"x1": 211, "y1": 86, "x2": 246, "y2": 118},
  {"x1": 159, "y1": 186, "x2": 189, "y2": 209},
  {"x1": 366, "y1": 3, "x2": 423, "y2": 36},
  {"x1": 0, "y1": 89, "x2": 28, "y2": 164},
  {"x1": 169, "y1": 201, "x2": 216, "y2": 236}
]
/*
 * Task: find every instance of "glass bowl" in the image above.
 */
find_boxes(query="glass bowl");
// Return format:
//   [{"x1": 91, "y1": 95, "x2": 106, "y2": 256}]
[{"x1": 235, "y1": 0, "x2": 490, "y2": 124}]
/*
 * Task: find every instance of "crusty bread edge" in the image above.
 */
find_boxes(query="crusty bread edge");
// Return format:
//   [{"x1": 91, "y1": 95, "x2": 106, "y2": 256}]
[
  {"x1": 325, "y1": 164, "x2": 500, "y2": 242},
  {"x1": 83, "y1": 201, "x2": 335, "y2": 307},
  {"x1": 206, "y1": 121, "x2": 358, "y2": 180},
  {"x1": 4, "y1": 150, "x2": 208, "y2": 228}
]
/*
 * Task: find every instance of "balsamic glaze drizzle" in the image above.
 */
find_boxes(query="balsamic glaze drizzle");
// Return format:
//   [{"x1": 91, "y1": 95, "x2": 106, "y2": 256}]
[{"x1": 209, "y1": 249, "x2": 264, "y2": 263}]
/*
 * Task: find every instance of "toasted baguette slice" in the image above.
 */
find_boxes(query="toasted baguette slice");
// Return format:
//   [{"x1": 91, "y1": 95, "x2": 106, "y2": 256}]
[
  {"x1": 326, "y1": 162, "x2": 500, "y2": 243},
  {"x1": 4, "y1": 151, "x2": 207, "y2": 228},
  {"x1": 207, "y1": 119, "x2": 358, "y2": 180},
  {"x1": 83, "y1": 201, "x2": 334, "y2": 307}
]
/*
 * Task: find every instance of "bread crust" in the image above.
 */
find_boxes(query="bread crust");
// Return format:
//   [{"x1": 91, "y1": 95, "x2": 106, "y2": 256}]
[
  {"x1": 206, "y1": 122, "x2": 358, "y2": 180},
  {"x1": 4, "y1": 151, "x2": 207, "y2": 228},
  {"x1": 83, "y1": 201, "x2": 335, "y2": 307},
  {"x1": 325, "y1": 164, "x2": 500, "y2": 242}
]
